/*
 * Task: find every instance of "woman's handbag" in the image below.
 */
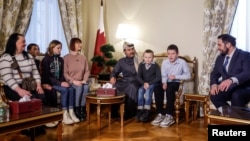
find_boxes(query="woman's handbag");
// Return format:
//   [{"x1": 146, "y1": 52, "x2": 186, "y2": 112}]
[
  {"x1": 22, "y1": 77, "x2": 37, "y2": 91},
  {"x1": 11, "y1": 57, "x2": 37, "y2": 91}
]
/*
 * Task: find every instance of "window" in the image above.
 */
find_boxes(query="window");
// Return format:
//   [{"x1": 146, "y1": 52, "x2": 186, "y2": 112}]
[
  {"x1": 230, "y1": 0, "x2": 250, "y2": 51},
  {"x1": 25, "y1": 0, "x2": 68, "y2": 56}
]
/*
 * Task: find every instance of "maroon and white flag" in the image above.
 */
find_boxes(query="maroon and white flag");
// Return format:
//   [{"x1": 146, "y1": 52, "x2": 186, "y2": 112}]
[{"x1": 91, "y1": 0, "x2": 106, "y2": 75}]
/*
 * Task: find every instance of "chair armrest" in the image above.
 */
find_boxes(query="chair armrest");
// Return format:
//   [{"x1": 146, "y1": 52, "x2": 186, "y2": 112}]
[
  {"x1": 176, "y1": 80, "x2": 184, "y2": 97},
  {"x1": 183, "y1": 78, "x2": 194, "y2": 82},
  {"x1": 0, "y1": 83, "x2": 9, "y2": 104},
  {"x1": 175, "y1": 79, "x2": 194, "y2": 103},
  {"x1": 89, "y1": 75, "x2": 99, "y2": 84},
  {"x1": 176, "y1": 79, "x2": 192, "y2": 95}
]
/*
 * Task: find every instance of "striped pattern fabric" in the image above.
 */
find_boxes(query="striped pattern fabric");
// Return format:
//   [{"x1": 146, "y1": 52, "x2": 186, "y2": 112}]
[{"x1": 0, "y1": 53, "x2": 41, "y2": 90}]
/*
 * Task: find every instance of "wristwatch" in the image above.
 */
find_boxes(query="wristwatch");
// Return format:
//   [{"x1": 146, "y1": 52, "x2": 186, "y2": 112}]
[{"x1": 229, "y1": 78, "x2": 234, "y2": 83}]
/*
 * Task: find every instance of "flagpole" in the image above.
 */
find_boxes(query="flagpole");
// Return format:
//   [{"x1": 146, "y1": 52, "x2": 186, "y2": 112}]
[{"x1": 91, "y1": 0, "x2": 106, "y2": 75}]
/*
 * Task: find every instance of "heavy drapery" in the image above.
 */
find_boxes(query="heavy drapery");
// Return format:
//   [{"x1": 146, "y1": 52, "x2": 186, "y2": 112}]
[
  {"x1": 58, "y1": 0, "x2": 83, "y2": 49},
  {"x1": 0, "y1": 0, "x2": 33, "y2": 54},
  {"x1": 198, "y1": 0, "x2": 239, "y2": 94}
]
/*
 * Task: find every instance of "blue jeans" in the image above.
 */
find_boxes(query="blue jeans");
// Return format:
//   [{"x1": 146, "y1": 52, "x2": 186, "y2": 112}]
[
  {"x1": 137, "y1": 84, "x2": 155, "y2": 110},
  {"x1": 72, "y1": 84, "x2": 89, "y2": 107},
  {"x1": 53, "y1": 85, "x2": 75, "y2": 110}
]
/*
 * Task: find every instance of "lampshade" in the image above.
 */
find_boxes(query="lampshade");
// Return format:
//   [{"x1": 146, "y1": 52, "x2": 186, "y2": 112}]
[{"x1": 116, "y1": 24, "x2": 138, "y2": 39}]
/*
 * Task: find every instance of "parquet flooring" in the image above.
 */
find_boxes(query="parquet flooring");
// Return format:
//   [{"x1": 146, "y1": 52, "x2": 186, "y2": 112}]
[{"x1": 1, "y1": 111, "x2": 208, "y2": 141}]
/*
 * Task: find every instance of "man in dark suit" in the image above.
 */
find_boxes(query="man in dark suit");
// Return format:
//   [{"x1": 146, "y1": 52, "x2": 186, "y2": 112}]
[{"x1": 210, "y1": 34, "x2": 250, "y2": 111}]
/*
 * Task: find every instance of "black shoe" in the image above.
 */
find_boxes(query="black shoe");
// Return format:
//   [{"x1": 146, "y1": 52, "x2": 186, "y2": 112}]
[
  {"x1": 38, "y1": 126, "x2": 46, "y2": 135},
  {"x1": 35, "y1": 126, "x2": 46, "y2": 136},
  {"x1": 80, "y1": 114, "x2": 86, "y2": 121},
  {"x1": 20, "y1": 129, "x2": 31, "y2": 137},
  {"x1": 80, "y1": 106, "x2": 87, "y2": 121},
  {"x1": 140, "y1": 109, "x2": 150, "y2": 122},
  {"x1": 74, "y1": 107, "x2": 81, "y2": 120},
  {"x1": 136, "y1": 109, "x2": 144, "y2": 121}
]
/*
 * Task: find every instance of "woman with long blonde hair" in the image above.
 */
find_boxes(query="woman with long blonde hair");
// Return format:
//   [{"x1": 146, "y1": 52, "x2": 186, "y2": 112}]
[{"x1": 41, "y1": 40, "x2": 79, "y2": 125}]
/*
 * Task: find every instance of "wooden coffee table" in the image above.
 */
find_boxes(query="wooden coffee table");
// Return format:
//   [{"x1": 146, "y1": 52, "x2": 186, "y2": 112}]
[
  {"x1": 0, "y1": 106, "x2": 63, "y2": 141},
  {"x1": 86, "y1": 94, "x2": 125, "y2": 129},
  {"x1": 207, "y1": 106, "x2": 250, "y2": 125}
]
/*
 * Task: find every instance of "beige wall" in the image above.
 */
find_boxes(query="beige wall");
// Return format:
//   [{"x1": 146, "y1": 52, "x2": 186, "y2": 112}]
[{"x1": 83, "y1": 0, "x2": 204, "y2": 80}]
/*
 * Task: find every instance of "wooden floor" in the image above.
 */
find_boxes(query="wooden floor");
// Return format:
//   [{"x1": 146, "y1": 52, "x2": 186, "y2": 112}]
[{"x1": 1, "y1": 111, "x2": 208, "y2": 141}]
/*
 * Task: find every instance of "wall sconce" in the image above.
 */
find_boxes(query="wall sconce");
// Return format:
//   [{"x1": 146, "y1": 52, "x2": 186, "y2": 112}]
[{"x1": 116, "y1": 23, "x2": 138, "y2": 40}]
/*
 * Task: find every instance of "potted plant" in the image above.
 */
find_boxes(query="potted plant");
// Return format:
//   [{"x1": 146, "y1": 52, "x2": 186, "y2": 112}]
[{"x1": 91, "y1": 43, "x2": 118, "y2": 80}]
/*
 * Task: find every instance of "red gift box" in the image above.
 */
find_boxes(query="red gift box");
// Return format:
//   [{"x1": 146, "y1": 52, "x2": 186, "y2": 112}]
[
  {"x1": 31, "y1": 99, "x2": 42, "y2": 111},
  {"x1": 9, "y1": 98, "x2": 42, "y2": 114},
  {"x1": 96, "y1": 88, "x2": 117, "y2": 97}
]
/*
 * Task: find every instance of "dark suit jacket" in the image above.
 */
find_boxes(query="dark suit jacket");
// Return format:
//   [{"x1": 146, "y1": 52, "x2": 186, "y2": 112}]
[{"x1": 210, "y1": 48, "x2": 250, "y2": 88}]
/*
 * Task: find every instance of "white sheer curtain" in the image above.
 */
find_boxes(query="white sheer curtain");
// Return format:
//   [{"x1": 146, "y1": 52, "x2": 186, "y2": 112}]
[
  {"x1": 25, "y1": 0, "x2": 68, "y2": 56},
  {"x1": 231, "y1": 0, "x2": 250, "y2": 51}
]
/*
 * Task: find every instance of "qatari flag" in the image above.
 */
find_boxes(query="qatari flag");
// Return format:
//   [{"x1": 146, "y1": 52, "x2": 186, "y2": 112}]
[{"x1": 91, "y1": 0, "x2": 106, "y2": 75}]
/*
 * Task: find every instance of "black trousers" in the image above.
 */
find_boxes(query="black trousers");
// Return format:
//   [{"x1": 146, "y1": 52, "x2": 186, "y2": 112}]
[
  {"x1": 210, "y1": 86, "x2": 250, "y2": 108},
  {"x1": 3, "y1": 85, "x2": 45, "y2": 103},
  {"x1": 154, "y1": 82, "x2": 180, "y2": 116},
  {"x1": 44, "y1": 88, "x2": 58, "y2": 107},
  {"x1": 112, "y1": 79, "x2": 140, "y2": 119}
]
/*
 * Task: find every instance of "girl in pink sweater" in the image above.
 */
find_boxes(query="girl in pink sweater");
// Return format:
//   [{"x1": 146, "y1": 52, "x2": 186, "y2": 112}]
[{"x1": 63, "y1": 38, "x2": 90, "y2": 121}]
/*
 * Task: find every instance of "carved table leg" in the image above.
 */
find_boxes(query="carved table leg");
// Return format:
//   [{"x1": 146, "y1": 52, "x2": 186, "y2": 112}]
[
  {"x1": 86, "y1": 101, "x2": 90, "y2": 124},
  {"x1": 56, "y1": 121, "x2": 63, "y2": 141},
  {"x1": 193, "y1": 102, "x2": 198, "y2": 120},
  {"x1": 108, "y1": 105, "x2": 111, "y2": 125},
  {"x1": 185, "y1": 100, "x2": 190, "y2": 124},
  {"x1": 203, "y1": 102, "x2": 207, "y2": 126},
  {"x1": 97, "y1": 104, "x2": 101, "y2": 129},
  {"x1": 120, "y1": 103, "x2": 124, "y2": 127}
]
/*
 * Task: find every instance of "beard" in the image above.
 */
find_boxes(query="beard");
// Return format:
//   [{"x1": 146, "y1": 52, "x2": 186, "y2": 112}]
[{"x1": 220, "y1": 48, "x2": 229, "y2": 55}]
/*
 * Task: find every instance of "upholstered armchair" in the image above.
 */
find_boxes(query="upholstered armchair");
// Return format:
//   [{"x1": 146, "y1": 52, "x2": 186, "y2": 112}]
[{"x1": 152, "y1": 53, "x2": 198, "y2": 124}]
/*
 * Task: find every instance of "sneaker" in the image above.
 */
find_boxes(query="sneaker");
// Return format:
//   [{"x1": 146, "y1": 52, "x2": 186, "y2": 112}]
[
  {"x1": 151, "y1": 113, "x2": 164, "y2": 126},
  {"x1": 63, "y1": 111, "x2": 74, "y2": 125},
  {"x1": 69, "y1": 109, "x2": 80, "y2": 123},
  {"x1": 45, "y1": 121, "x2": 59, "y2": 128},
  {"x1": 159, "y1": 114, "x2": 175, "y2": 127}
]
